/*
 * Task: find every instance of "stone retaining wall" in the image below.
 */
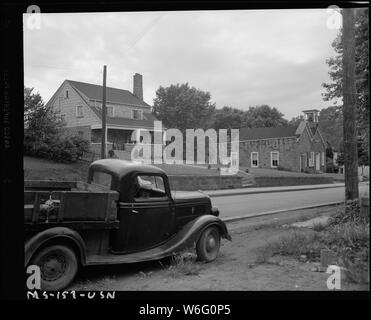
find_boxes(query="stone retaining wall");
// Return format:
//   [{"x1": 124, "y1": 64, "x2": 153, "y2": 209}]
[
  {"x1": 168, "y1": 175, "x2": 243, "y2": 191},
  {"x1": 253, "y1": 176, "x2": 334, "y2": 187}
]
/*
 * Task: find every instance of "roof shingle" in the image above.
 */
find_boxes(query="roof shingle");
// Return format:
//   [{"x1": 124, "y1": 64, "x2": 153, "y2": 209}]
[
  {"x1": 239, "y1": 126, "x2": 298, "y2": 141},
  {"x1": 67, "y1": 80, "x2": 150, "y2": 108}
]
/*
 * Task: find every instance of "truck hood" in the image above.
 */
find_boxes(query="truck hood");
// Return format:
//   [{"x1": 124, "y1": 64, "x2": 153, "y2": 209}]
[{"x1": 171, "y1": 190, "x2": 210, "y2": 204}]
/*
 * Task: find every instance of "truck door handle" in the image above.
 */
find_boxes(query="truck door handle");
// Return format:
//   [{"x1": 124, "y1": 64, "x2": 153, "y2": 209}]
[{"x1": 131, "y1": 210, "x2": 139, "y2": 214}]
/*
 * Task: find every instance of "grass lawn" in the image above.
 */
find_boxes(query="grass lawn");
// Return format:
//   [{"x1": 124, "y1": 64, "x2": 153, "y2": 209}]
[{"x1": 24, "y1": 156, "x2": 90, "y2": 181}]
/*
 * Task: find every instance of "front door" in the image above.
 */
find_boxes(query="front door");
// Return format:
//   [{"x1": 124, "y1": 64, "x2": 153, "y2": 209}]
[
  {"x1": 115, "y1": 174, "x2": 175, "y2": 253},
  {"x1": 316, "y1": 152, "x2": 321, "y2": 171},
  {"x1": 300, "y1": 154, "x2": 304, "y2": 172}
]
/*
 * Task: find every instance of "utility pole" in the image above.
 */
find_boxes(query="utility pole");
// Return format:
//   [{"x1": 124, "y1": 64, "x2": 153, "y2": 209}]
[
  {"x1": 342, "y1": 8, "x2": 359, "y2": 200},
  {"x1": 101, "y1": 65, "x2": 107, "y2": 159}
]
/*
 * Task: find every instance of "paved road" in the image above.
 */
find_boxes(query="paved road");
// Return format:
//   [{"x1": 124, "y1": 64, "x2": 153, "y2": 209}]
[{"x1": 212, "y1": 184, "x2": 369, "y2": 219}]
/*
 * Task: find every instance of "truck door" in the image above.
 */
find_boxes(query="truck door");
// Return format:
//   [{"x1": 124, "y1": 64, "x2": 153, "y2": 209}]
[{"x1": 114, "y1": 174, "x2": 175, "y2": 253}]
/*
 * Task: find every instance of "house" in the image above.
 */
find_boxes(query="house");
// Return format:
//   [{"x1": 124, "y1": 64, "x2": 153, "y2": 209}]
[
  {"x1": 239, "y1": 110, "x2": 327, "y2": 173},
  {"x1": 46, "y1": 73, "x2": 160, "y2": 155}
]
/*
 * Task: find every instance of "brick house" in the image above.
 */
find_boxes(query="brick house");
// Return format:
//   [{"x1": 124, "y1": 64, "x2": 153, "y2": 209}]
[
  {"x1": 46, "y1": 73, "x2": 160, "y2": 155},
  {"x1": 239, "y1": 110, "x2": 327, "y2": 173}
]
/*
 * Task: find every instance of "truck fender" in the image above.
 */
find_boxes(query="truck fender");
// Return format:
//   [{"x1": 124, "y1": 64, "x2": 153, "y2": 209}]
[
  {"x1": 167, "y1": 215, "x2": 232, "y2": 253},
  {"x1": 190, "y1": 215, "x2": 232, "y2": 242},
  {"x1": 25, "y1": 227, "x2": 87, "y2": 267}
]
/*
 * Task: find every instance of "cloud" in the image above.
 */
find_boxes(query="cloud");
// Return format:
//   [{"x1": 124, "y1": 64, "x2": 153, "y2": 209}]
[{"x1": 23, "y1": 9, "x2": 340, "y2": 119}]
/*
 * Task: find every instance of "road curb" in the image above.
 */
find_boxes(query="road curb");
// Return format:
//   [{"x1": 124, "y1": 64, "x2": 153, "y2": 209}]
[
  {"x1": 222, "y1": 201, "x2": 343, "y2": 223},
  {"x1": 206, "y1": 184, "x2": 345, "y2": 198}
]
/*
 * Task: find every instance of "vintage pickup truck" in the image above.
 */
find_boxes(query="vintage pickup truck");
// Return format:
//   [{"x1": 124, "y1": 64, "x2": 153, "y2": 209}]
[{"x1": 24, "y1": 159, "x2": 231, "y2": 290}]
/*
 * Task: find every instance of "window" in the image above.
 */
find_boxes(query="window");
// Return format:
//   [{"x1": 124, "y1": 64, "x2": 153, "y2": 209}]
[
  {"x1": 92, "y1": 171, "x2": 112, "y2": 189},
  {"x1": 309, "y1": 152, "x2": 315, "y2": 167},
  {"x1": 76, "y1": 105, "x2": 83, "y2": 117},
  {"x1": 132, "y1": 109, "x2": 143, "y2": 120},
  {"x1": 251, "y1": 152, "x2": 259, "y2": 168},
  {"x1": 106, "y1": 106, "x2": 114, "y2": 117},
  {"x1": 321, "y1": 151, "x2": 325, "y2": 166},
  {"x1": 133, "y1": 175, "x2": 167, "y2": 200},
  {"x1": 61, "y1": 114, "x2": 66, "y2": 122},
  {"x1": 65, "y1": 90, "x2": 69, "y2": 99},
  {"x1": 271, "y1": 151, "x2": 279, "y2": 168},
  {"x1": 78, "y1": 131, "x2": 84, "y2": 138}
]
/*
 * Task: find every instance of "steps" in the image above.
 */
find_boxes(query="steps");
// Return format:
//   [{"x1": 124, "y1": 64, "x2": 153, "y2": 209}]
[{"x1": 238, "y1": 170, "x2": 254, "y2": 187}]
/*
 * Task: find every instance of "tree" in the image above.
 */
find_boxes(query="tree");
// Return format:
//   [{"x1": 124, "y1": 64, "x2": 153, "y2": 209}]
[
  {"x1": 153, "y1": 83, "x2": 216, "y2": 131},
  {"x1": 213, "y1": 104, "x2": 289, "y2": 129},
  {"x1": 318, "y1": 106, "x2": 343, "y2": 151},
  {"x1": 322, "y1": 8, "x2": 369, "y2": 155},
  {"x1": 24, "y1": 87, "x2": 65, "y2": 151},
  {"x1": 212, "y1": 106, "x2": 247, "y2": 130},
  {"x1": 24, "y1": 86, "x2": 44, "y2": 126},
  {"x1": 24, "y1": 86, "x2": 89, "y2": 162},
  {"x1": 288, "y1": 115, "x2": 304, "y2": 127},
  {"x1": 244, "y1": 105, "x2": 289, "y2": 128},
  {"x1": 342, "y1": 8, "x2": 359, "y2": 200}
]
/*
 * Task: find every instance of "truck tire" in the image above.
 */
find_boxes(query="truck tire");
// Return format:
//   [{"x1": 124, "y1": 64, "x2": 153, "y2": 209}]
[
  {"x1": 30, "y1": 244, "x2": 78, "y2": 291},
  {"x1": 196, "y1": 226, "x2": 221, "y2": 262}
]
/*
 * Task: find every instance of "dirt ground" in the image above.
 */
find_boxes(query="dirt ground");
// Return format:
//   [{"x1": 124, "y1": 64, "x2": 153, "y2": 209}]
[{"x1": 69, "y1": 213, "x2": 368, "y2": 291}]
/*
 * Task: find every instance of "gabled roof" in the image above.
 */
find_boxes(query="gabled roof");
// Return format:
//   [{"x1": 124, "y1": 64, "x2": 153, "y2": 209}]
[
  {"x1": 67, "y1": 80, "x2": 150, "y2": 108},
  {"x1": 239, "y1": 126, "x2": 298, "y2": 141}
]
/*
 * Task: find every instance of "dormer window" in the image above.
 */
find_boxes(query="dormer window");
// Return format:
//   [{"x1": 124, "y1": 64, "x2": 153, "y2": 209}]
[
  {"x1": 132, "y1": 109, "x2": 143, "y2": 120},
  {"x1": 107, "y1": 106, "x2": 114, "y2": 117}
]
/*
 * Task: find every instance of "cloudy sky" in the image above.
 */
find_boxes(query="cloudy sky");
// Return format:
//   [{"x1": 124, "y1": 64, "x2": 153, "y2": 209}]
[{"x1": 23, "y1": 9, "x2": 340, "y2": 119}]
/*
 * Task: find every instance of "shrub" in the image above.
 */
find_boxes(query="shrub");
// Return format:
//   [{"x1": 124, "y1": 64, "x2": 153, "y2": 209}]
[
  {"x1": 328, "y1": 200, "x2": 368, "y2": 226},
  {"x1": 326, "y1": 162, "x2": 336, "y2": 173},
  {"x1": 324, "y1": 222, "x2": 369, "y2": 284},
  {"x1": 277, "y1": 165, "x2": 291, "y2": 171},
  {"x1": 24, "y1": 134, "x2": 90, "y2": 163},
  {"x1": 255, "y1": 231, "x2": 325, "y2": 263},
  {"x1": 166, "y1": 253, "x2": 202, "y2": 278}
]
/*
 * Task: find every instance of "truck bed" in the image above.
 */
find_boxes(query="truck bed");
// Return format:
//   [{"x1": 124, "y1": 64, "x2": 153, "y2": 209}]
[{"x1": 24, "y1": 180, "x2": 119, "y2": 229}]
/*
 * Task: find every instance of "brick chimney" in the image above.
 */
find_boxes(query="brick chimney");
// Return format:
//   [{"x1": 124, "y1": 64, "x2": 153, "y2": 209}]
[{"x1": 133, "y1": 73, "x2": 143, "y2": 101}]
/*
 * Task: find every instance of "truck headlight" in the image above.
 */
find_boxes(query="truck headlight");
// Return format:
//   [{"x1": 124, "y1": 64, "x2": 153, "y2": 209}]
[{"x1": 211, "y1": 207, "x2": 220, "y2": 217}]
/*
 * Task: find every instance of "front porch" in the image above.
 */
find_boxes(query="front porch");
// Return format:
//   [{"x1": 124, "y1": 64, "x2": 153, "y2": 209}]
[{"x1": 90, "y1": 127, "x2": 158, "y2": 160}]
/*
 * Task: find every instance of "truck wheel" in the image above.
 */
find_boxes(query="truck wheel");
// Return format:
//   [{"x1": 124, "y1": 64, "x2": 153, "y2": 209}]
[
  {"x1": 196, "y1": 226, "x2": 221, "y2": 262},
  {"x1": 30, "y1": 245, "x2": 78, "y2": 291}
]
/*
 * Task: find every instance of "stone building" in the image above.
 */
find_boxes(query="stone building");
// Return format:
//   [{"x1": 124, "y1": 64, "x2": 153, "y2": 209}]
[
  {"x1": 46, "y1": 73, "x2": 160, "y2": 155},
  {"x1": 239, "y1": 110, "x2": 327, "y2": 173}
]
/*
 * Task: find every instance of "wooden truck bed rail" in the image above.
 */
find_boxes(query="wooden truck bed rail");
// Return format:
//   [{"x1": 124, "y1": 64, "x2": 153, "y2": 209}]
[{"x1": 24, "y1": 180, "x2": 120, "y2": 229}]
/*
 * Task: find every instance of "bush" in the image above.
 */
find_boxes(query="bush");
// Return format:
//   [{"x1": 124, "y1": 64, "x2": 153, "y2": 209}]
[
  {"x1": 166, "y1": 253, "x2": 202, "y2": 278},
  {"x1": 24, "y1": 134, "x2": 90, "y2": 163},
  {"x1": 303, "y1": 168, "x2": 312, "y2": 174},
  {"x1": 326, "y1": 162, "x2": 335, "y2": 173},
  {"x1": 328, "y1": 200, "x2": 368, "y2": 226},
  {"x1": 325, "y1": 202, "x2": 369, "y2": 284},
  {"x1": 277, "y1": 165, "x2": 291, "y2": 171}
]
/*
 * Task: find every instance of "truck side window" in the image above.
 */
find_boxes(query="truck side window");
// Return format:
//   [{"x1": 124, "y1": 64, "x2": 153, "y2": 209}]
[
  {"x1": 133, "y1": 175, "x2": 167, "y2": 200},
  {"x1": 92, "y1": 171, "x2": 113, "y2": 189}
]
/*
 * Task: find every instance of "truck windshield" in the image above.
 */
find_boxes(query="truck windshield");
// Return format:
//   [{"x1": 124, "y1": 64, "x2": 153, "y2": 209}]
[{"x1": 92, "y1": 171, "x2": 113, "y2": 188}]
